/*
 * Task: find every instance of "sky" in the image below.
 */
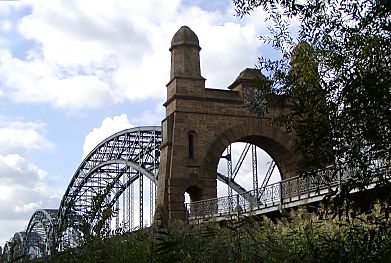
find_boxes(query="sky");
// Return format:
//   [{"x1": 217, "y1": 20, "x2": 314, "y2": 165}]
[{"x1": 0, "y1": 0, "x2": 280, "y2": 246}]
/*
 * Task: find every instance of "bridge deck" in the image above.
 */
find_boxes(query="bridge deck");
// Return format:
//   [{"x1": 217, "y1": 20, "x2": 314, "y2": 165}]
[{"x1": 186, "y1": 164, "x2": 389, "y2": 224}]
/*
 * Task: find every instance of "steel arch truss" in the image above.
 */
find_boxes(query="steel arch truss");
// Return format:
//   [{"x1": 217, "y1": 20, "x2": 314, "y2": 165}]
[
  {"x1": 2, "y1": 241, "x2": 11, "y2": 262},
  {"x1": 57, "y1": 126, "x2": 161, "y2": 247},
  {"x1": 3, "y1": 126, "x2": 257, "y2": 258},
  {"x1": 3, "y1": 232, "x2": 27, "y2": 262},
  {"x1": 25, "y1": 209, "x2": 58, "y2": 258}
]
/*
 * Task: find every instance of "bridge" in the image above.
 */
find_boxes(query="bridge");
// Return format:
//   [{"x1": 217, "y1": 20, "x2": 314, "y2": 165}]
[
  {"x1": 3, "y1": 127, "x2": 163, "y2": 260},
  {"x1": 1, "y1": 26, "x2": 389, "y2": 261},
  {"x1": 2, "y1": 125, "x2": 389, "y2": 261},
  {"x1": 0, "y1": 127, "x2": 271, "y2": 260},
  {"x1": 0, "y1": 126, "x2": 284, "y2": 260}
]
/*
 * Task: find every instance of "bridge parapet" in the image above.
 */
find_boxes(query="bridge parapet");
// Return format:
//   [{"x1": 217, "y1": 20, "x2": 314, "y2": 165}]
[{"x1": 185, "y1": 162, "x2": 390, "y2": 222}]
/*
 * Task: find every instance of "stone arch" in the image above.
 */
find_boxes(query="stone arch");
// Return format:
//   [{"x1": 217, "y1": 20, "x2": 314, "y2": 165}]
[
  {"x1": 204, "y1": 120, "x2": 301, "y2": 183},
  {"x1": 185, "y1": 185, "x2": 202, "y2": 202}
]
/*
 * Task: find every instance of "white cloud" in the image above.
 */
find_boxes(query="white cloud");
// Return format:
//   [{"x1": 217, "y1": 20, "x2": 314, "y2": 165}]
[
  {"x1": 0, "y1": 154, "x2": 45, "y2": 184},
  {"x1": 0, "y1": 153, "x2": 62, "y2": 245},
  {"x1": 0, "y1": 0, "x2": 268, "y2": 113},
  {"x1": 0, "y1": 118, "x2": 61, "y2": 245},
  {"x1": 0, "y1": 1, "x2": 25, "y2": 16},
  {"x1": 14, "y1": 202, "x2": 41, "y2": 213},
  {"x1": 0, "y1": 20, "x2": 12, "y2": 32},
  {"x1": 0, "y1": 50, "x2": 117, "y2": 113},
  {"x1": 199, "y1": 22, "x2": 260, "y2": 88},
  {"x1": 130, "y1": 102, "x2": 165, "y2": 126},
  {"x1": 82, "y1": 114, "x2": 133, "y2": 158},
  {"x1": 0, "y1": 118, "x2": 53, "y2": 154}
]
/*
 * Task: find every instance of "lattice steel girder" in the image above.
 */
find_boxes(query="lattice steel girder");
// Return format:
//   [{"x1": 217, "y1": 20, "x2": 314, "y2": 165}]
[
  {"x1": 25, "y1": 209, "x2": 58, "y2": 256},
  {"x1": 1, "y1": 125, "x2": 262, "y2": 259},
  {"x1": 226, "y1": 145, "x2": 233, "y2": 198},
  {"x1": 8, "y1": 232, "x2": 27, "y2": 260},
  {"x1": 232, "y1": 143, "x2": 251, "y2": 180},
  {"x1": 252, "y1": 144, "x2": 258, "y2": 191},
  {"x1": 3, "y1": 242, "x2": 11, "y2": 261},
  {"x1": 57, "y1": 127, "x2": 161, "y2": 247},
  {"x1": 55, "y1": 126, "x2": 253, "y2": 251},
  {"x1": 67, "y1": 161, "x2": 153, "y2": 216},
  {"x1": 72, "y1": 160, "x2": 154, "y2": 201},
  {"x1": 217, "y1": 173, "x2": 248, "y2": 194}
]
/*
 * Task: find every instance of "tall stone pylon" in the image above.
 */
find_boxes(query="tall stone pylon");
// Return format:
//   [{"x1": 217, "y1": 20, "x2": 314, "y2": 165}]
[
  {"x1": 156, "y1": 26, "x2": 210, "y2": 223},
  {"x1": 156, "y1": 26, "x2": 302, "y2": 223}
]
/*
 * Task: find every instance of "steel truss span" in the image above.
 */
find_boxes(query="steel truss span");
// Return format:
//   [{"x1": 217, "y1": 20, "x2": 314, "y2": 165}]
[
  {"x1": 25, "y1": 209, "x2": 58, "y2": 257},
  {"x1": 3, "y1": 126, "x2": 255, "y2": 260},
  {"x1": 25, "y1": 209, "x2": 59, "y2": 258},
  {"x1": 5, "y1": 232, "x2": 26, "y2": 262},
  {"x1": 57, "y1": 126, "x2": 161, "y2": 248},
  {"x1": 2, "y1": 209, "x2": 58, "y2": 261}
]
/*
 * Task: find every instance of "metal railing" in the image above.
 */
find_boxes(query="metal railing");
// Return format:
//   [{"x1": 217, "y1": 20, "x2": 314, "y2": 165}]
[{"x1": 186, "y1": 161, "x2": 390, "y2": 220}]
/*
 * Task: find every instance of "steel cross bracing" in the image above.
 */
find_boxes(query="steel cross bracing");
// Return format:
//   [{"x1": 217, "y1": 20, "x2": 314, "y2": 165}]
[
  {"x1": 57, "y1": 126, "x2": 162, "y2": 248},
  {"x1": 25, "y1": 209, "x2": 59, "y2": 258},
  {"x1": 220, "y1": 143, "x2": 264, "y2": 196},
  {"x1": 232, "y1": 144, "x2": 251, "y2": 180},
  {"x1": 2, "y1": 208, "x2": 59, "y2": 261},
  {"x1": 219, "y1": 143, "x2": 279, "y2": 207},
  {"x1": 260, "y1": 161, "x2": 276, "y2": 190},
  {"x1": 5, "y1": 232, "x2": 26, "y2": 261},
  {"x1": 226, "y1": 145, "x2": 233, "y2": 198},
  {"x1": 3, "y1": 126, "x2": 258, "y2": 260},
  {"x1": 252, "y1": 145, "x2": 258, "y2": 194}
]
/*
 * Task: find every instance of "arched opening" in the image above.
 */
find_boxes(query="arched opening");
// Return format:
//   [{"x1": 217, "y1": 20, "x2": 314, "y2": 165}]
[
  {"x1": 217, "y1": 142, "x2": 281, "y2": 198},
  {"x1": 185, "y1": 185, "x2": 202, "y2": 202},
  {"x1": 184, "y1": 185, "x2": 202, "y2": 219}
]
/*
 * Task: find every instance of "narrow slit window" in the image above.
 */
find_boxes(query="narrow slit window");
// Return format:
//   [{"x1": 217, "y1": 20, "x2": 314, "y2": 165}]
[{"x1": 188, "y1": 133, "x2": 194, "y2": 159}]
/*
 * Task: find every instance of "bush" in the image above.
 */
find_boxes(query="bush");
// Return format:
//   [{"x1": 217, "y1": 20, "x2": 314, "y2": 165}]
[{"x1": 34, "y1": 205, "x2": 390, "y2": 263}]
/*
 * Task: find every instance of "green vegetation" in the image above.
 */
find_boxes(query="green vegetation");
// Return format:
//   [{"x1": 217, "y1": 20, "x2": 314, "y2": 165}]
[
  {"x1": 233, "y1": 0, "x2": 390, "y2": 191},
  {"x1": 29, "y1": 204, "x2": 390, "y2": 263}
]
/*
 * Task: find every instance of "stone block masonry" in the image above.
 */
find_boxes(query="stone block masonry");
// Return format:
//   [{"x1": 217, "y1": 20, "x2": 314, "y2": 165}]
[{"x1": 156, "y1": 26, "x2": 302, "y2": 223}]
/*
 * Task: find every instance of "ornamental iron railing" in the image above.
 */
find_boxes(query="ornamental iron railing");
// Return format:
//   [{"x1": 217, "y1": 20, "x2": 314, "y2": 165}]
[{"x1": 186, "y1": 161, "x2": 390, "y2": 220}]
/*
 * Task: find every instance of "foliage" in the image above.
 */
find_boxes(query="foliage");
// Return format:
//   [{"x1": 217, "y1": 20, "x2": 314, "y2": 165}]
[
  {"x1": 30, "y1": 205, "x2": 390, "y2": 263},
  {"x1": 54, "y1": 190, "x2": 119, "y2": 258},
  {"x1": 232, "y1": 0, "x2": 390, "y2": 193}
]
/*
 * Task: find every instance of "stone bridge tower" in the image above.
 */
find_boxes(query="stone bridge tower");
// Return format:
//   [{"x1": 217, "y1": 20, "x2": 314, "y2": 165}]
[{"x1": 156, "y1": 26, "x2": 302, "y2": 222}]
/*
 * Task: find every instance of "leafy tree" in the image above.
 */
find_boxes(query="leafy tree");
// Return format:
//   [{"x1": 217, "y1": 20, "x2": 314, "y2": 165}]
[{"x1": 233, "y1": 0, "x2": 390, "y2": 198}]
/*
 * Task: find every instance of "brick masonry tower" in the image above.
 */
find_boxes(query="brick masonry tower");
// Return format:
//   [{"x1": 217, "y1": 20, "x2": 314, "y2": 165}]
[{"x1": 156, "y1": 26, "x2": 302, "y2": 223}]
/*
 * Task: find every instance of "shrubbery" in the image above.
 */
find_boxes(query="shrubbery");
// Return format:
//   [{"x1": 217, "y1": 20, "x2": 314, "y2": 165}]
[{"x1": 34, "y1": 204, "x2": 390, "y2": 263}]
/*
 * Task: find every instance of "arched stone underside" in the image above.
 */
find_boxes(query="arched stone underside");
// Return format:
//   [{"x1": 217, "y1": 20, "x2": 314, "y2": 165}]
[
  {"x1": 205, "y1": 122, "x2": 301, "y2": 182},
  {"x1": 156, "y1": 26, "x2": 302, "y2": 222}
]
